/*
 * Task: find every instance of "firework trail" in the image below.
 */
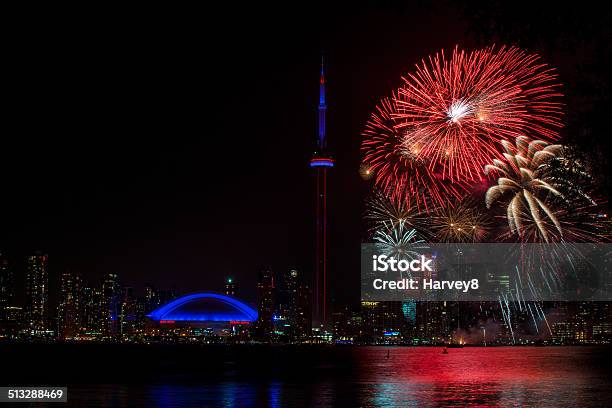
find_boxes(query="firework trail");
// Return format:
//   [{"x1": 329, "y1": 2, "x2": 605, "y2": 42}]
[
  {"x1": 362, "y1": 97, "x2": 463, "y2": 209},
  {"x1": 365, "y1": 190, "x2": 433, "y2": 239},
  {"x1": 485, "y1": 136, "x2": 565, "y2": 242},
  {"x1": 373, "y1": 220, "x2": 426, "y2": 259},
  {"x1": 373, "y1": 220, "x2": 428, "y2": 279},
  {"x1": 430, "y1": 200, "x2": 491, "y2": 242},
  {"x1": 394, "y1": 45, "x2": 563, "y2": 183},
  {"x1": 485, "y1": 136, "x2": 607, "y2": 243},
  {"x1": 359, "y1": 163, "x2": 374, "y2": 181}
]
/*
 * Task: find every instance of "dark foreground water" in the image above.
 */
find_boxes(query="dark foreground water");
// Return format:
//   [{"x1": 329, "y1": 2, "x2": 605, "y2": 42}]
[{"x1": 1, "y1": 344, "x2": 611, "y2": 407}]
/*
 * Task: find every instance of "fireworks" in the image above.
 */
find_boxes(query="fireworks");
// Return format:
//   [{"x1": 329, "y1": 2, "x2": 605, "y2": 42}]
[
  {"x1": 361, "y1": 46, "x2": 563, "y2": 209},
  {"x1": 431, "y1": 201, "x2": 491, "y2": 242},
  {"x1": 393, "y1": 46, "x2": 563, "y2": 183},
  {"x1": 361, "y1": 47, "x2": 606, "y2": 244},
  {"x1": 359, "y1": 163, "x2": 374, "y2": 181},
  {"x1": 485, "y1": 136, "x2": 606, "y2": 242},
  {"x1": 497, "y1": 201, "x2": 608, "y2": 243},
  {"x1": 373, "y1": 220, "x2": 427, "y2": 275},
  {"x1": 484, "y1": 136, "x2": 563, "y2": 241},
  {"x1": 362, "y1": 97, "x2": 463, "y2": 209},
  {"x1": 360, "y1": 45, "x2": 608, "y2": 342},
  {"x1": 365, "y1": 190, "x2": 432, "y2": 238}
]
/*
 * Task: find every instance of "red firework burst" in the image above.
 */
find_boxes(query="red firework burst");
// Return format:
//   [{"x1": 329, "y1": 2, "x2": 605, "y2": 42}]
[
  {"x1": 393, "y1": 45, "x2": 563, "y2": 182},
  {"x1": 361, "y1": 96, "x2": 463, "y2": 210}
]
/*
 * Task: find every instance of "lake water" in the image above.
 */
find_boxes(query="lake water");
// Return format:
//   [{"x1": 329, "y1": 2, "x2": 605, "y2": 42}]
[{"x1": 1, "y1": 345, "x2": 611, "y2": 407}]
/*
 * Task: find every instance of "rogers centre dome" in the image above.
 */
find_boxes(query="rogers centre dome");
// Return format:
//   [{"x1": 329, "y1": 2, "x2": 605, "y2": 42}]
[{"x1": 147, "y1": 293, "x2": 258, "y2": 326}]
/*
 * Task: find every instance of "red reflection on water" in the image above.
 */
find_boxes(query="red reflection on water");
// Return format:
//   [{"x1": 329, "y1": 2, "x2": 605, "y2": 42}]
[{"x1": 358, "y1": 347, "x2": 601, "y2": 407}]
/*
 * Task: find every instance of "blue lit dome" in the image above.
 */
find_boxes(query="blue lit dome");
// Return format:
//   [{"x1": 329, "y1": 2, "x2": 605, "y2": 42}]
[{"x1": 147, "y1": 293, "x2": 258, "y2": 322}]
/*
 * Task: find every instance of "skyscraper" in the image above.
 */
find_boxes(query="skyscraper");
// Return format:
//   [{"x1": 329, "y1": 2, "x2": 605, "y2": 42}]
[
  {"x1": 119, "y1": 286, "x2": 137, "y2": 338},
  {"x1": 57, "y1": 271, "x2": 81, "y2": 340},
  {"x1": 25, "y1": 252, "x2": 48, "y2": 332},
  {"x1": 295, "y1": 280, "x2": 312, "y2": 338},
  {"x1": 0, "y1": 253, "x2": 13, "y2": 319},
  {"x1": 101, "y1": 273, "x2": 120, "y2": 336},
  {"x1": 79, "y1": 285, "x2": 101, "y2": 335},
  {"x1": 310, "y1": 57, "x2": 334, "y2": 331},
  {"x1": 283, "y1": 269, "x2": 299, "y2": 318},
  {"x1": 360, "y1": 301, "x2": 409, "y2": 343},
  {"x1": 255, "y1": 269, "x2": 275, "y2": 338},
  {"x1": 144, "y1": 285, "x2": 158, "y2": 313},
  {"x1": 280, "y1": 269, "x2": 311, "y2": 339}
]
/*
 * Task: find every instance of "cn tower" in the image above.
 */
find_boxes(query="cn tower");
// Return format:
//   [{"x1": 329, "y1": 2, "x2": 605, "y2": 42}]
[{"x1": 310, "y1": 57, "x2": 334, "y2": 332}]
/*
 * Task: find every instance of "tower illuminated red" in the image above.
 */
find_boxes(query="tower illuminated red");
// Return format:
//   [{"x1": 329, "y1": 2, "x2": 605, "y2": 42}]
[{"x1": 310, "y1": 57, "x2": 334, "y2": 331}]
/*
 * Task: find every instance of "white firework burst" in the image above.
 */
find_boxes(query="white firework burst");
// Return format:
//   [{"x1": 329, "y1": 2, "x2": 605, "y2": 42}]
[{"x1": 484, "y1": 136, "x2": 565, "y2": 242}]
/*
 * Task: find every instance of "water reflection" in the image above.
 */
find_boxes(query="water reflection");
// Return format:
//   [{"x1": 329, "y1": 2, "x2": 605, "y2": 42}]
[
  {"x1": 360, "y1": 347, "x2": 608, "y2": 406},
  {"x1": 54, "y1": 347, "x2": 610, "y2": 407}
]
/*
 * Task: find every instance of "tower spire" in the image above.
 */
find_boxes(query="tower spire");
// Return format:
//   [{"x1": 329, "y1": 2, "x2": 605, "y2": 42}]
[{"x1": 318, "y1": 55, "x2": 327, "y2": 150}]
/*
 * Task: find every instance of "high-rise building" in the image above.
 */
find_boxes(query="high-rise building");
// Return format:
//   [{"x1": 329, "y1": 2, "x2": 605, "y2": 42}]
[
  {"x1": 402, "y1": 301, "x2": 417, "y2": 325},
  {"x1": 0, "y1": 253, "x2": 13, "y2": 319},
  {"x1": 360, "y1": 301, "x2": 379, "y2": 342},
  {"x1": 25, "y1": 252, "x2": 49, "y2": 332},
  {"x1": 119, "y1": 287, "x2": 137, "y2": 338},
  {"x1": 278, "y1": 270, "x2": 297, "y2": 320},
  {"x1": 139, "y1": 285, "x2": 177, "y2": 330},
  {"x1": 279, "y1": 269, "x2": 311, "y2": 339},
  {"x1": 134, "y1": 295, "x2": 148, "y2": 332},
  {"x1": 144, "y1": 284, "x2": 159, "y2": 313},
  {"x1": 0, "y1": 306, "x2": 23, "y2": 338},
  {"x1": 101, "y1": 273, "x2": 121, "y2": 336},
  {"x1": 360, "y1": 301, "x2": 409, "y2": 344},
  {"x1": 295, "y1": 280, "x2": 311, "y2": 339},
  {"x1": 57, "y1": 271, "x2": 81, "y2": 340},
  {"x1": 416, "y1": 302, "x2": 446, "y2": 344},
  {"x1": 255, "y1": 269, "x2": 275, "y2": 338},
  {"x1": 225, "y1": 277, "x2": 236, "y2": 296},
  {"x1": 79, "y1": 285, "x2": 101, "y2": 335},
  {"x1": 135, "y1": 284, "x2": 178, "y2": 331},
  {"x1": 332, "y1": 305, "x2": 362, "y2": 342},
  {"x1": 310, "y1": 57, "x2": 334, "y2": 331}
]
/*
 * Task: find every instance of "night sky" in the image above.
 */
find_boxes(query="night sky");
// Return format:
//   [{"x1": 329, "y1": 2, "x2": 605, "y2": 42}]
[{"x1": 3, "y1": 2, "x2": 610, "y2": 305}]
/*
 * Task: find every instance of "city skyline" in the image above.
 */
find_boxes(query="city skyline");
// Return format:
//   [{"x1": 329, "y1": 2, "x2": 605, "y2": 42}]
[{"x1": 1, "y1": 249, "x2": 610, "y2": 345}]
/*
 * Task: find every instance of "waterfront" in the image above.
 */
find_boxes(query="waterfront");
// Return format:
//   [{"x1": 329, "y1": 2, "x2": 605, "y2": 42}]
[{"x1": 1, "y1": 345, "x2": 610, "y2": 406}]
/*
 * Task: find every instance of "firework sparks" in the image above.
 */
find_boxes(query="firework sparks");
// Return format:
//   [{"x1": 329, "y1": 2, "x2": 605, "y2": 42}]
[
  {"x1": 431, "y1": 201, "x2": 491, "y2": 242},
  {"x1": 497, "y1": 201, "x2": 608, "y2": 243},
  {"x1": 362, "y1": 97, "x2": 464, "y2": 209},
  {"x1": 359, "y1": 163, "x2": 374, "y2": 180},
  {"x1": 485, "y1": 136, "x2": 564, "y2": 242},
  {"x1": 365, "y1": 191, "x2": 432, "y2": 239},
  {"x1": 485, "y1": 136, "x2": 607, "y2": 242},
  {"x1": 393, "y1": 45, "x2": 563, "y2": 182},
  {"x1": 373, "y1": 220, "x2": 427, "y2": 268}
]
